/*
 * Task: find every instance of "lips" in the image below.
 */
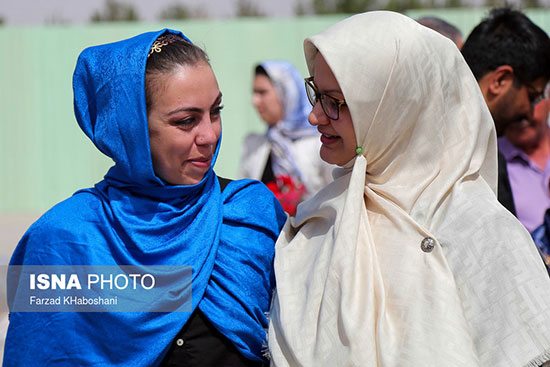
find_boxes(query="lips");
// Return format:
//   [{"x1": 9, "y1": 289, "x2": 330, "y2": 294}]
[
  {"x1": 502, "y1": 119, "x2": 529, "y2": 133},
  {"x1": 512, "y1": 119, "x2": 533, "y2": 128},
  {"x1": 319, "y1": 131, "x2": 340, "y2": 145},
  {"x1": 188, "y1": 156, "x2": 212, "y2": 168}
]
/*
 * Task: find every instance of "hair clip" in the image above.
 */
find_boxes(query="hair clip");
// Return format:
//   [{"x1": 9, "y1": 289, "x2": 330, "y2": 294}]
[{"x1": 148, "y1": 34, "x2": 182, "y2": 58}]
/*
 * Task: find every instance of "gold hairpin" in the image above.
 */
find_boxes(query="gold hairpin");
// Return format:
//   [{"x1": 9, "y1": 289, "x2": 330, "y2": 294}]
[{"x1": 148, "y1": 34, "x2": 182, "y2": 58}]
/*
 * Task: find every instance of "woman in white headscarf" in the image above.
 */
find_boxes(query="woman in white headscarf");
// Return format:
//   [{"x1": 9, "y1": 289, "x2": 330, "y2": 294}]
[
  {"x1": 269, "y1": 11, "x2": 550, "y2": 367},
  {"x1": 240, "y1": 61, "x2": 333, "y2": 215}
]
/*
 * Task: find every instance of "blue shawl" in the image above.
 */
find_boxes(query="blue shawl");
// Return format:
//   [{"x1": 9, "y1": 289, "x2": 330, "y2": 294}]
[{"x1": 4, "y1": 29, "x2": 286, "y2": 366}]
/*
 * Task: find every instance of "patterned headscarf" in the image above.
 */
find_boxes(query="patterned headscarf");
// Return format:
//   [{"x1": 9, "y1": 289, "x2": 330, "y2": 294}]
[{"x1": 269, "y1": 11, "x2": 550, "y2": 367}]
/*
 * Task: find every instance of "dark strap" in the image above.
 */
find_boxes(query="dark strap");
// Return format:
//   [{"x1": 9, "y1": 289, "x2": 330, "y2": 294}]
[
  {"x1": 260, "y1": 154, "x2": 275, "y2": 185},
  {"x1": 217, "y1": 176, "x2": 232, "y2": 192},
  {"x1": 497, "y1": 151, "x2": 516, "y2": 215}
]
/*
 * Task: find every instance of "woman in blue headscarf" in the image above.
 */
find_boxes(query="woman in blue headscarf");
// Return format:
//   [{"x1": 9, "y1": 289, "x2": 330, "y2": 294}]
[
  {"x1": 4, "y1": 30, "x2": 286, "y2": 367},
  {"x1": 239, "y1": 61, "x2": 333, "y2": 215}
]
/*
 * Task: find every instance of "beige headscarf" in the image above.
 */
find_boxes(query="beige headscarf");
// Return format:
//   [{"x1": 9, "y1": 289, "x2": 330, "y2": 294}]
[{"x1": 269, "y1": 11, "x2": 550, "y2": 367}]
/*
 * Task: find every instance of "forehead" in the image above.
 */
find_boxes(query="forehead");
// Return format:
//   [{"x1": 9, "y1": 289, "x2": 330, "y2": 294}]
[
  {"x1": 150, "y1": 63, "x2": 219, "y2": 107},
  {"x1": 253, "y1": 74, "x2": 273, "y2": 86},
  {"x1": 313, "y1": 53, "x2": 342, "y2": 92}
]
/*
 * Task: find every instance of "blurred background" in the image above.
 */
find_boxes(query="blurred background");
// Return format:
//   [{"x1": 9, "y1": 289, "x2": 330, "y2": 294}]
[{"x1": 1, "y1": 0, "x2": 550, "y2": 360}]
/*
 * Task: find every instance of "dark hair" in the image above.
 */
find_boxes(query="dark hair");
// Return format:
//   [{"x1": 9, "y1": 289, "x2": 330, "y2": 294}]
[
  {"x1": 461, "y1": 7, "x2": 550, "y2": 84},
  {"x1": 145, "y1": 33, "x2": 210, "y2": 111},
  {"x1": 417, "y1": 16, "x2": 462, "y2": 46},
  {"x1": 255, "y1": 64, "x2": 269, "y2": 78}
]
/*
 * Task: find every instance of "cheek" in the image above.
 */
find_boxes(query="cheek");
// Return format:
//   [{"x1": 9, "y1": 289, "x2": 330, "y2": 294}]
[
  {"x1": 533, "y1": 101, "x2": 550, "y2": 123},
  {"x1": 516, "y1": 93, "x2": 532, "y2": 116},
  {"x1": 499, "y1": 97, "x2": 522, "y2": 122},
  {"x1": 152, "y1": 132, "x2": 194, "y2": 163},
  {"x1": 173, "y1": 134, "x2": 196, "y2": 157},
  {"x1": 268, "y1": 93, "x2": 282, "y2": 110},
  {"x1": 252, "y1": 94, "x2": 260, "y2": 107},
  {"x1": 149, "y1": 135, "x2": 172, "y2": 181},
  {"x1": 341, "y1": 118, "x2": 357, "y2": 147},
  {"x1": 148, "y1": 133, "x2": 164, "y2": 164},
  {"x1": 213, "y1": 122, "x2": 222, "y2": 142},
  {"x1": 345, "y1": 134, "x2": 357, "y2": 156},
  {"x1": 253, "y1": 94, "x2": 263, "y2": 108}
]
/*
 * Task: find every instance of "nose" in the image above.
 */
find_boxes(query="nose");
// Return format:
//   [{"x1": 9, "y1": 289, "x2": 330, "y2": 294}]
[
  {"x1": 530, "y1": 98, "x2": 550, "y2": 125},
  {"x1": 196, "y1": 119, "x2": 218, "y2": 147},
  {"x1": 308, "y1": 100, "x2": 328, "y2": 127},
  {"x1": 527, "y1": 105, "x2": 537, "y2": 123},
  {"x1": 252, "y1": 93, "x2": 261, "y2": 109}
]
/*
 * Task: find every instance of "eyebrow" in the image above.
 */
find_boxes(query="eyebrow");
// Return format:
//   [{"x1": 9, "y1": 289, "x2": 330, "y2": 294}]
[
  {"x1": 323, "y1": 89, "x2": 343, "y2": 95},
  {"x1": 309, "y1": 77, "x2": 343, "y2": 95},
  {"x1": 318, "y1": 87, "x2": 344, "y2": 98},
  {"x1": 167, "y1": 92, "x2": 223, "y2": 116},
  {"x1": 526, "y1": 85, "x2": 544, "y2": 95}
]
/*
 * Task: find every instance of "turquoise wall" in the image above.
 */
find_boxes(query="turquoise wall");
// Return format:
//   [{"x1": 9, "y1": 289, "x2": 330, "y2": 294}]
[
  {"x1": 2, "y1": 10, "x2": 550, "y2": 213},
  {"x1": 406, "y1": 8, "x2": 550, "y2": 37},
  {"x1": 0, "y1": 15, "x2": 347, "y2": 213}
]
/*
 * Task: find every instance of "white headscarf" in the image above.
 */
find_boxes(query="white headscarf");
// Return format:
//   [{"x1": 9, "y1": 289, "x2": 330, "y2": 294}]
[
  {"x1": 269, "y1": 11, "x2": 550, "y2": 367},
  {"x1": 261, "y1": 60, "x2": 318, "y2": 182}
]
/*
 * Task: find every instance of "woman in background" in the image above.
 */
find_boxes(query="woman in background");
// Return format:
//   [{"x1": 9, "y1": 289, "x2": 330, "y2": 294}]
[
  {"x1": 239, "y1": 61, "x2": 332, "y2": 215},
  {"x1": 269, "y1": 11, "x2": 550, "y2": 367},
  {"x1": 5, "y1": 30, "x2": 285, "y2": 366}
]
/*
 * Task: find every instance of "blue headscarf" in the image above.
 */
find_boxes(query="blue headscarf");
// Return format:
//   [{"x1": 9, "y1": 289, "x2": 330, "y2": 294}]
[
  {"x1": 261, "y1": 61, "x2": 318, "y2": 182},
  {"x1": 4, "y1": 29, "x2": 286, "y2": 366}
]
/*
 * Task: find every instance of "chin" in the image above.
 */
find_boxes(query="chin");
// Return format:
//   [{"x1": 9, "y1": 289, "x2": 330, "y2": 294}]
[
  {"x1": 320, "y1": 155, "x2": 347, "y2": 167},
  {"x1": 319, "y1": 149, "x2": 336, "y2": 165},
  {"x1": 506, "y1": 127, "x2": 538, "y2": 146},
  {"x1": 183, "y1": 173, "x2": 208, "y2": 186},
  {"x1": 510, "y1": 135, "x2": 538, "y2": 149},
  {"x1": 265, "y1": 119, "x2": 279, "y2": 127},
  {"x1": 163, "y1": 172, "x2": 207, "y2": 186},
  {"x1": 320, "y1": 148, "x2": 354, "y2": 167}
]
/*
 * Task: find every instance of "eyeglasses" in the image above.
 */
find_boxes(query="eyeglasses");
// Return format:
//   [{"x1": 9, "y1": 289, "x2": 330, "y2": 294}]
[
  {"x1": 304, "y1": 77, "x2": 347, "y2": 120},
  {"x1": 525, "y1": 82, "x2": 550, "y2": 107}
]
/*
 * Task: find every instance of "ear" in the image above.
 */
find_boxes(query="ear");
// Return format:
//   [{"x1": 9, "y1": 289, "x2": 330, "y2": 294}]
[{"x1": 485, "y1": 65, "x2": 515, "y2": 97}]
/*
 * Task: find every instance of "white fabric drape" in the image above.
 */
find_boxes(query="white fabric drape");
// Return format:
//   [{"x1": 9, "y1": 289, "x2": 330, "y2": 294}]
[
  {"x1": 269, "y1": 11, "x2": 550, "y2": 367},
  {"x1": 238, "y1": 134, "x2": 333, "y2": 199}
]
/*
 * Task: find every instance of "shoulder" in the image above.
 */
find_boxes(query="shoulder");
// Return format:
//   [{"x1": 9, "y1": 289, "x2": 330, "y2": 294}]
[
  {"x1": 32, "y1": 190, "x2": 102, "y2": 232},
  {"x1": 221, "y1": 179, "x2": 287, "y2": 232},
  {"x1": 448, "y1": 194, "x2": 526, "y2": 240},
  {"x1": 222, "y1": 178, "x2": 282, "y2": 211},
  {"x1": 243, "y1": 133, "x2": 267, "y2": 144},
  {"x1": 241, "y1": 133, "x2": 269, "y2": 153},
  {"x1": 439, "y1": 192, "x2": 542, "y2": 275},
  {"x1": 10, "y1": 190, "x2": 103, "y2": 265}
]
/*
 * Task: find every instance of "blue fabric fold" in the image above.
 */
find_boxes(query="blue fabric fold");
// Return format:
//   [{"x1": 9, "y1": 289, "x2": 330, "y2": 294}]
[{"x1": 5, "y1": 29, "x2": 286, "y2": 366}]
